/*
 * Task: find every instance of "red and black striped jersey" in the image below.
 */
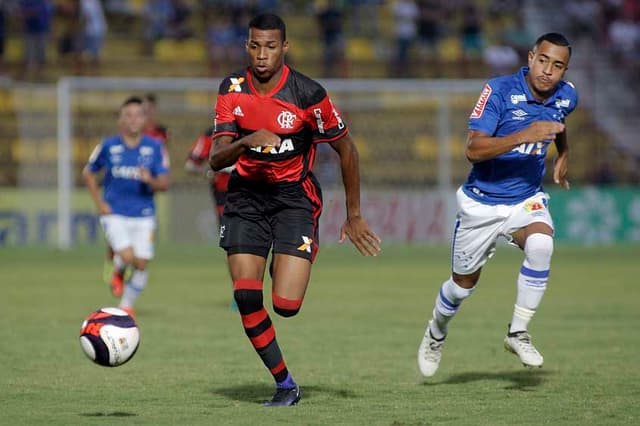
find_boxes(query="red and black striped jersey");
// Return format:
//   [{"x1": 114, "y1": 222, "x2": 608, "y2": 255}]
[
  {"x1": 187, "y1": 127, "x2": 214, "y2": 164},
  {"x1": 145, "y1": 125, "x2": 169, "y2": 144},
  {"x1": 213, "y1": 65, "x2": 348, "y2": 183}
]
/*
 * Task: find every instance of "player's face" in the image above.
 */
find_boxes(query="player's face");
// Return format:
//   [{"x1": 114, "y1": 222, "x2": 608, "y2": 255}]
[
  {"x1": 526, "y1": 41, "x2": 570, "y2": 100},
  {"x1": 119, "y1": 103, "x2": 146, "y2": 137},
  {"x1": 246, "y1": 28, "x2": 288, "y2": 83}
]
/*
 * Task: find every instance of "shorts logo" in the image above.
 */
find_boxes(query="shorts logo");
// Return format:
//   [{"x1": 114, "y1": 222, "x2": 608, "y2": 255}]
[
  {"x1": 277, "y1": 111, "x2": 296, "y2": 129},
  {"x1": 297, "y1": 236, "x2": 313, "y2": 253},
  {"x1": 228, "y1": 77, "x2": 245, "y2": 93},
  {"x1": 470, "y1": 84, "x2": 492, "y2": 119},
  {"x1": 219, "y1": 225, "x2": 226, "y2": 240},
  {"x1": 524, "y1": 201, "x2": 545, "y2": 213}
]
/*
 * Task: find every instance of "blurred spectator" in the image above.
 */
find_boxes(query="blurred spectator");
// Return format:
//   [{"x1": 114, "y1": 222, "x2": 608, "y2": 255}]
[
  {"x1": 389, "y1": 0, "x2": 418, "y2": 77},
  {"x1": 316, "y1": 0, "x2": 347, "y2": 77},
  {"x1": 19, "y1": 0, "x2": 53, "y2": 80},
  {"x1": 500, "y1": 13, "x2": 531, "y2": 60},
  {"x1": 416, "y1": 0, "x2": 446, "y2": 76},
  {"x1": 347, "y1": 0, "x2": 382, "y2": 37},
  {"x1": 608, "y1": 10, "x2": 640, "y2": 68},
  {"x1": 103, "y1": 0, "x2": 138, "y2": 35},
  {"x1": 142, "y1": 0, "x2": 173, "y2": 55},
  {"x1": 167, "y1": 0, "x2": 192, "y2": 40},
  {"x1": 487, "y1": 0, "x2": 522, "y2": 19},
  {"x1": 205, "y1": 12, "x2": 240, "y2": 76},
  {"x1": 56, "y1": 0, "x2": 83, "y2": 74},
  {"x1": 80, "y1": 0, "x2": 107, "y2": 72},
  {"x1": 483, "y1": 38, "x2": 519, "y2": 76},
  {"x1": 564, "y1": 0, "x2": 602, "y2": 40},
  {"x1": 0, "y1": 0, "x2": 7, "y2": 74},
  {"x1": 459, "y1": 0, "x2": 483, "y2": 75}
]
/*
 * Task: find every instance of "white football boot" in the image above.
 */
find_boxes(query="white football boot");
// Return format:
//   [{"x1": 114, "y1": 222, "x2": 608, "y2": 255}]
[
  {"x1": 504, "y1": 329, "x2": 544, "y2": 368},
  {"x1": 417, "y1": 320, "x2": 445, "y2": 377}
]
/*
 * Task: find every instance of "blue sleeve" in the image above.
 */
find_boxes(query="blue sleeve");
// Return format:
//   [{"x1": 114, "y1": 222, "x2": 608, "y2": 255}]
[
  {"x1": 468, "y1": 83, "x2": 503, "y2": 136},
  {"x1": 87, "y1": 142, "x2": 106, "y2": 172}
]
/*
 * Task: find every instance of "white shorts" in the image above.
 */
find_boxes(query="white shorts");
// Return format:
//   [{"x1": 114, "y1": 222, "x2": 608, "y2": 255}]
[
  {"x1": 99, "y1": 215, "x2": 156, "y2": 260},
  {"x1": 451, "y1": 187, "x2": 554, "y2": 275}
]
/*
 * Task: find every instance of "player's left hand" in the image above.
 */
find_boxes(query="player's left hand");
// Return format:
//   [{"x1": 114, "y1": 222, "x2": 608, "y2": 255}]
[
  {"x1": 340, "y1": 215, "x2": 382, "y2": 256},
  {"x1": 553, "y1": 154, "x2": 570, "y2": 189},
  {"x1": 139, "y1": 167, "x2": 152, "y2": 184}
]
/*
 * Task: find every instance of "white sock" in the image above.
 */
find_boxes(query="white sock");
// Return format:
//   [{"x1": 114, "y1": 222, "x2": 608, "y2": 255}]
[
  {"x1": 429, "y1": 277, "x2": 476, "y2": 340},
  {"x1": 113, "y1": 254, "x2": 126, "y2": 274},
  {"x1": 120, "y1": 269, "x2": 148, "y2": 308},
  {"x1": 510, "y1": 234, "x2": 553, "y2": 333}
]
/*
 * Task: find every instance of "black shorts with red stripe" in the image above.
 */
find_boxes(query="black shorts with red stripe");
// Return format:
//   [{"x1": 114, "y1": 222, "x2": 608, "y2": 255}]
[{"x1": 219, "y1": 172, "x2": 322, "y2": 262}]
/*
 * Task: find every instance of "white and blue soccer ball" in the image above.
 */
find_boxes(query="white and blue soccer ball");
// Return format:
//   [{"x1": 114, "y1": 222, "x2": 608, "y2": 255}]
[{"x1": 79, "y1": 307, "x2": 140, "y2": 367}]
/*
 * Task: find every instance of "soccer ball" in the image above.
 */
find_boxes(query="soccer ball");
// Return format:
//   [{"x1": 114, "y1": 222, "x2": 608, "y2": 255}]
[{"x1": 79, "y1": 307, "x2": 140, "y2": 367}]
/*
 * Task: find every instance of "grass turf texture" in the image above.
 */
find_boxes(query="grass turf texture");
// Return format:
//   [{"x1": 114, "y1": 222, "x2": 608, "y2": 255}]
[{"x1": 1, "y1": 244, "x2": 639, "y2": 425}]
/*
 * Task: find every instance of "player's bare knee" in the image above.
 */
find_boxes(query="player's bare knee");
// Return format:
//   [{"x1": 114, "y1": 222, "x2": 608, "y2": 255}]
[{"x1": 524, "y1": 233, "x2": 554, "y2": 268}]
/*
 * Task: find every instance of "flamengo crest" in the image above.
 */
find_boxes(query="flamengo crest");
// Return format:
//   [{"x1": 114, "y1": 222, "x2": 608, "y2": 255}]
[{"x1": 277, "y1": 111, "x2": 296, "y2": 129}]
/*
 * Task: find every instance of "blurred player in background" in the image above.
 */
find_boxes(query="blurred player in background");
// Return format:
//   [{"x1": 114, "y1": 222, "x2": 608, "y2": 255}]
[
  {"x1": 185, "y1": 126, "x2": 232, "y2": 223},
  {"x1": 185, "y1": 126, "x2": 237, "y2": 310},
  {"x1": 142, "y1": 92, "x2": 170, "y2": 144},
  {"x1": 83, "y1": 96, "x2": 170, "y2": 317},
  {"x1": 210, "y1": 13, "x2": 381, "y2": 406},
  {"x1": 103, "y1": 92, "x2": 170, "y2": 286},
  {"x1": 417, "y1": 33, "x2": 578, "y2": 377}
]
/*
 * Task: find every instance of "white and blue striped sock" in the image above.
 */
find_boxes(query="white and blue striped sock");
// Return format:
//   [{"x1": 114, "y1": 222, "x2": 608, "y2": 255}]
[
  {"x1": 510, "y1": 233, "x2": 553, "y2": 333},
  {"x1": 120, "y1": 269, "x2": 149, "y2": 308},
  {"x1": 430, "y1": 277, "x2": 475, "y2": 340}
]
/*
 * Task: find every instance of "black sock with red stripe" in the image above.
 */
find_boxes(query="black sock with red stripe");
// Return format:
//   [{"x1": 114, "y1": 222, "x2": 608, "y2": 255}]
[{"x1": 233, "y1": 279, "x2": 294, "y2": 386}]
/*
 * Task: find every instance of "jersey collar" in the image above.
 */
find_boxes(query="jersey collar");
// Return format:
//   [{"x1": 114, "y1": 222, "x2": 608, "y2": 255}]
[{"x1": 246, "y1": 65, "x2": 290, "y2": 98}]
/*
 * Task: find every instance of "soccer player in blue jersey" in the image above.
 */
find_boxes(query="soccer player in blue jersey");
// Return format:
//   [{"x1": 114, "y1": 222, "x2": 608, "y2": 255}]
[
  {"x1": 417, "y1": 32, "x2": 578, "y2": 376},
  {"x1": 83, "y1": 96, "x2": 170, "y2": 317}
]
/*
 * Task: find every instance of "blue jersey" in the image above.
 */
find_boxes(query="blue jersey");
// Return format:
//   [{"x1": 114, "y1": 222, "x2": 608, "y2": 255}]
[
  {"x1": 463, "y1": 66, "x2": 578, "y2": 205},
  {"x1": 87, "y1": 135, "x2": 170, "y2": 217}
]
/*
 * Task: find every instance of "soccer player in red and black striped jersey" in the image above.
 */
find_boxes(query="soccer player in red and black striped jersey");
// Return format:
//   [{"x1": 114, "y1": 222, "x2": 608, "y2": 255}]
[
  {"x1": 185, "y1": 126, "x2": 232, "y2": 221},
  {"x1": 210, "y1": 13, "x2": 381, "y2": 407}
]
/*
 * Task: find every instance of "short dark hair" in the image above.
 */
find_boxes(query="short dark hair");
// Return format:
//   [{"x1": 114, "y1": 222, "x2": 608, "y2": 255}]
[
  {"x1": 121, "y1": 96, "x2": 143, "y2": 108},
  {"x1": 248, "y1": 13, "x2": 286, "y2": 41},
  {"x1": 534, "y1": 32, "x2": 572, "y2": 57},
  {"x1": 144, "y1": 93, "x2": 157, "y2": 104}
]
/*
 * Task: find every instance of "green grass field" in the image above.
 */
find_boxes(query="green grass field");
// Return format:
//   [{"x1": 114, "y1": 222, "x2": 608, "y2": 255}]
[{"x1": 1, "y1": 244, "x2": 639, "y2": 425}]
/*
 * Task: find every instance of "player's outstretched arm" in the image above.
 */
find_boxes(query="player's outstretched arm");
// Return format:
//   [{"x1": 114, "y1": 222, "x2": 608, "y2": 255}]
[
  {"x1": 330, "y1": 134, "x2": 381, "y2": 256},
  {"x1": 210, "y1": 130, "x2": 281, "y2": 171}
]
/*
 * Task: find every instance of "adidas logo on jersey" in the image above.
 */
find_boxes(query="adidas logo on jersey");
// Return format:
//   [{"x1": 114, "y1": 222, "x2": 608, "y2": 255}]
[{"x1": 233, "y1": 106, "x2": 244, "y2": 117}]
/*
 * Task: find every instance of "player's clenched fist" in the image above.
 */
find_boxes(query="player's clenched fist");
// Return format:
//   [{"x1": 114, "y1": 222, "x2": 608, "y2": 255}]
[
  {"x1": 522, "y1": 121, "x2": 565, "y2": 143},
  {"x1": 242, "y1": 129, "x2": 282, "y2": 149}
]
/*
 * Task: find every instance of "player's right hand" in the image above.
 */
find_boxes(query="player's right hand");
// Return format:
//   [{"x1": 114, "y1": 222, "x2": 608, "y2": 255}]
[
  {"x1": 98, "y1": 201, "x2": 112, "y2": 215},
  {"x1": 523, "y1": 121, "x2": 565, "y2": 143},
  {"x1": 243, "y1": 129, "x2": 281, "y2": 149}
]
